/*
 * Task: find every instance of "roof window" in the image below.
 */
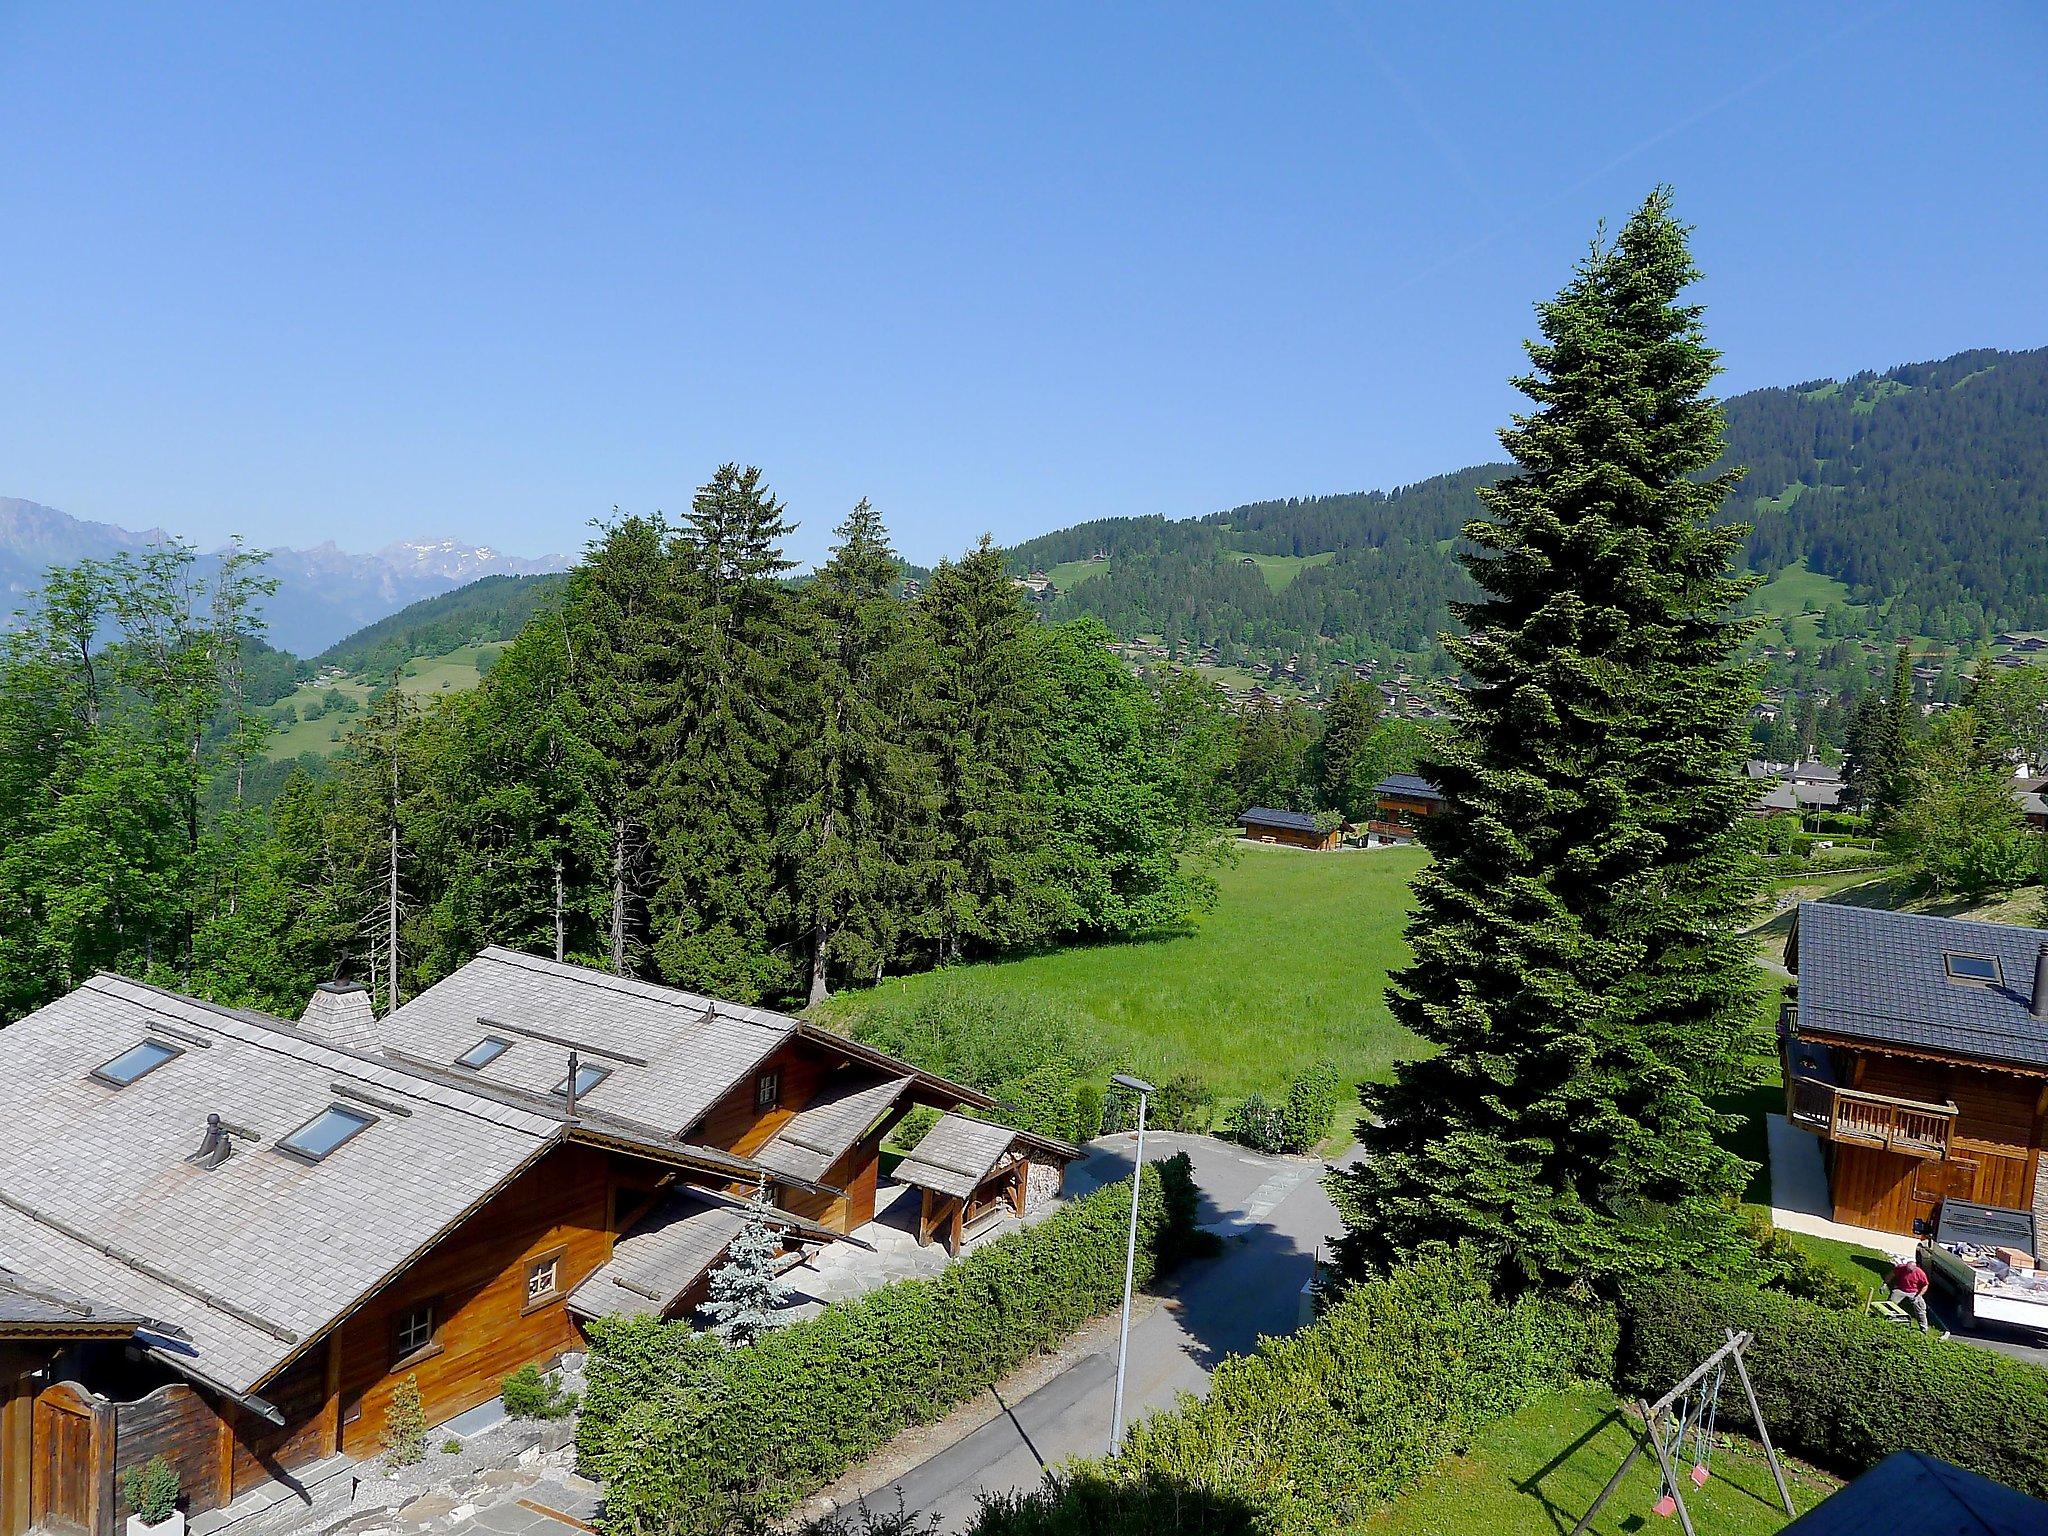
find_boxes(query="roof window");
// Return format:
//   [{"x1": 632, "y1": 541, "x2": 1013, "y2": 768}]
[
  {"x1": 551, "y1": 1062, "x2": 610, "y2": 1099},
  {"x1": 457, "y1": 1036, "x2": 511, "y2": 1069},
  {"x1": 91, "y1": 1039, "x2": 182, "y2": 1088},
  {"x1": 1943, "y1": 952, "x2": 2001, "y2": 985},
  {"x1": 276, "y1": 1104, "x2": 375, "y2": 1163}
]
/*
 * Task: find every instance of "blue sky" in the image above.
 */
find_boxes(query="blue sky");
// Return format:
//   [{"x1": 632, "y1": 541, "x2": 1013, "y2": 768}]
[{"x1": 2, "y1": 3, "x2": 2044, "y2": 567}]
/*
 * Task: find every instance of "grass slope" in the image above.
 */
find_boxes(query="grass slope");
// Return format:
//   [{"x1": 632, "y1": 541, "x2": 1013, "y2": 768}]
[
  {"x1": 1365, "y1": 1384, "x2": 1838, "y2": 1535},
  {"x1": 821, "y1": 842, "x2": 1427, "y2": 1103},
  {"x1": 1232, "y1": 548, "x2": 1336, "y2": 592},
  {"x1": 262, "y1": 644, "x2": 487, "y2": 759}
]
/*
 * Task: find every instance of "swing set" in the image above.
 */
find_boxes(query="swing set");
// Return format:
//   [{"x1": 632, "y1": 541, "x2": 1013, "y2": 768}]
[{"x1": 1569, "y1": 1329, "x2": 1794, "y2": 1536}]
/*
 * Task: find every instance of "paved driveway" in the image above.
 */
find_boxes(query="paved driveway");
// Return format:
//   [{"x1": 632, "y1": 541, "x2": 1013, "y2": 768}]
[{"x1": 865, "y1": 1131, "x2": 1348, "y2": 1531}]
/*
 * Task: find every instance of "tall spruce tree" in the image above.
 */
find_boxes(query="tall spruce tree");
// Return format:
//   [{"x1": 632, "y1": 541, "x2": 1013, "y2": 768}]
[
  {"x1": 1333, "y1": 191, "x2": 1762, "y2": 1291},
  {"x1": 787, "y1": 500, "x2": 933, "y2": 1002},
  {"x1": 917, "y1": 537, "x2": 1056, "y2": 963},
  {"x1": 647, "y1": 466, "x2": 801, "y2": 1001}
]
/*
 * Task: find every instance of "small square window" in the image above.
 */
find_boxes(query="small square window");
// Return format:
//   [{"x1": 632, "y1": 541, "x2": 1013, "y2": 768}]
[
  {"x1": 755, "y1": 1069, "x2": 781, "y2": 1111},
  {"x1": 551, "y1": 1062, "x2": 609, "y2": 1098},
  {"x1": 91, "y1": 1039, "x2": 182, "y2": 1088},
  {"x1": 457, "y1": 1036, "x2": 511, "y2": 1069},
  {"x1": 393, "y1": 1303, "x2": 436, "y2": 1363},
  {"x1": 276, "y1": 1104, "x2": 375, "y2": 1162},
  {"x1": 1944, "y1": 952, "x2": 2001, "y2": 985},
  {"x1": 525, "y1": 1254, "x2": 561, "y2": 1305}
]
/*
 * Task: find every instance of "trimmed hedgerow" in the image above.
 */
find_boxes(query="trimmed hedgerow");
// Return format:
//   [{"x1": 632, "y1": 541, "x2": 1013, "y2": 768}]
[
  {"x1": 1618, "y1": 1274, "x2": 2048, "y2": 1496},
  {"x1": 951, "y1": 1251, "x2": 1614, "y2": 1536},
  {"x1": 578, "y1": 1154, "x2": 1208, "y2": 1536}
]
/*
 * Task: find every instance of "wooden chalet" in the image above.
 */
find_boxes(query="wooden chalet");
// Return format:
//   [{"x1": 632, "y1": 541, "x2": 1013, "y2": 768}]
[
  {"x1": 1235, "y1": 806, "x2": 1337, "y2": 851},
  {"x1": 1781, "y1": 903, "x2": 2048, "y2": 1239},
  {"x1": 891, "y1": 1115, "x2": 1084, "y2": 1255},
  {"x1": 1365, "y1": 773, "x2": 1444, "y2": 843},
  {"x1": 0, "y1": 950, "x2": 988, "y2": 1536}
]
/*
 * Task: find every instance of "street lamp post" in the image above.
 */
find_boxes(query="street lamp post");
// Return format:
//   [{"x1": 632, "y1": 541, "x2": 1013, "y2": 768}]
[{"x1": 1108, "y1": 1071, "x2": 1155, "y2": 1455}]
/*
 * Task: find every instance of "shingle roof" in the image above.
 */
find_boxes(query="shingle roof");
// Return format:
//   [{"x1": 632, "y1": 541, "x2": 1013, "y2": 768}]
[
  {"x1": 566, "y1": 1188, "x2": 836, "y2": 1322},
  {"x1": 754, "y1": 1072, "x2": 910, "y2": 1185},
  {"x1": 1754, "y1": 781, "x2": 1800, "y2": 813},
  {"x1": 1779, "y1": 1451, "x2": 2048, "y2": 1536},
  {"x1": 0, "y1": 975, "x2": 564, "y2": 1397},
  {"x1": 1373, "y1": 774, "x2": 1444, "y2": 801},
  {"x1": 893, "y1": 1114, "x2": 1084, "y2": 1200},
  {"x1": 0, "y1": 1264, "x2": 142, "y2": 1339},
  {"x1": 1791, "y1": 903, "x2": 2048, "y2": 1070},
  {"x1": 1237, "y1": 806, "x2": 1320, "y2": 833},
  {"x1": 383, "y1": 949, "x2": 990, "y2": 1137}
]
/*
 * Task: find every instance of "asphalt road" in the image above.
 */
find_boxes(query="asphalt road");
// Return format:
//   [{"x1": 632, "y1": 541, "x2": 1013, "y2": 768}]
[{"x1": 868, "y1": 1131, "x2": 1348, "y2": 1531}]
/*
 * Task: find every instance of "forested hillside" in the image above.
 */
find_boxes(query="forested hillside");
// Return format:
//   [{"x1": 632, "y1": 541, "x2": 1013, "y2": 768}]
[
  {"x1": 1010, "y1": 345, "x2": 2048, "y2": 677},
  {"x1": 314, "y1": 571, "x2": 568, "y2": 676}
]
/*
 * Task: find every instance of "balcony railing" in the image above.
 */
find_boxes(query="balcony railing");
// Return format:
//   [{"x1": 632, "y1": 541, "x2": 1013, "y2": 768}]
[{"x1": 1786, "y1": 1076, "x2": 1956, "y2": 1159}]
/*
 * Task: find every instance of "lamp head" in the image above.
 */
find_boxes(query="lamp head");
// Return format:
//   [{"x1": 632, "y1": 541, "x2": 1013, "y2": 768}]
[{"x1": 1111, "y1": 1073, "x2": 1155, "y2": 1096}]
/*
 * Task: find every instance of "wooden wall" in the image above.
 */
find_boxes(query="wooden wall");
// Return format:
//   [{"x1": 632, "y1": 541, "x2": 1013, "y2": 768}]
[
  {"x1": 693, "y1": 1043, "x2": 831, "y2": 1160},
  {"x1": 110, "y1": 1385, "x2": 223, "y2": 1523},
  {"x1": 1828, "y1": 1051, "x2": 2048, "y2": 1234},
  {"x1": 328, "y1": 1142, "x2": 614, "y2": 1461}
]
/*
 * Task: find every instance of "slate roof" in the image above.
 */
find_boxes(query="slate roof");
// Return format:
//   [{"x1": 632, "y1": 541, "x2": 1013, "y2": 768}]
[
  {"x1": 1754, "y1": 780, "x2": 1800, "y2": 814},
  {"x1": 0, "y1": 1264, "x2": 142, "y2": 1339},
  {"x1": 893, "y1": 1114, "x2": 1084, "y2": 1200},
  {"x1": 1237, "y1": 806, "x2": 1320, "y2": 833},
  {"x1": 1373, "y1": 773, "x2": 1444, "y2": 802},
  {"x1": 1790, "y1": 903, "x2": 2048, "y2": 1070},
  {"x1": 755, "y1": 1072, "x2": 911, "y2": 1185},
  {"x1": 382, "y1": 948, "x2": 988, "y2": 1137},
  {"x1": 0, "y1": 975, "x2": 564, "y2": 1398},
  {"x1": 566, "y1": 1190, "x2": 748, "y2": 1322},
  {"x1": 1791, "y1": 758, "x2": 1843, "y2": 785},
  {"x1": 1779, "y1": 1450, "x2": 2048, "y2": 1536}
]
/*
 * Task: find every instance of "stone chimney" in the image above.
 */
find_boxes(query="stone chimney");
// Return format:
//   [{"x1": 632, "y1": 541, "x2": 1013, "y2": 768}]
[
  {"x1": 301, "y1": 981, "x2": 380, "y2": 1052},
  {"x1": 2033, "y1": 943, "x2": 2048, "y2": 1023}
]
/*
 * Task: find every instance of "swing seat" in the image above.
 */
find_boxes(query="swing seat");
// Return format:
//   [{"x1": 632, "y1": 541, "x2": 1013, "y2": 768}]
[
  {"x1": 1653, "y1": 1493, "x2": 1679, "y2": 1518},
  {"x1": 1691, "y1": 1464, "x2": 1710, "y2": 1487}
]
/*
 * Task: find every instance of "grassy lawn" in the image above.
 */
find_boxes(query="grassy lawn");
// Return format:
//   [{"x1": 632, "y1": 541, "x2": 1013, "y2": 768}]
[
  {"x1": 1044, "y1": 557, "x2": 1111, "y2": 589},
  {"x1": 1363, "y1": 1384, "x2": 1839, "y2": 1536},
  {"x1": 820, "y1": 842, "x2": 1427, "y2": 1104}
]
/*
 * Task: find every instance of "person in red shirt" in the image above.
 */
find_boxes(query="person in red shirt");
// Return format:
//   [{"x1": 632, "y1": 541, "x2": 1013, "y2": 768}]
[{"x1": 1889, "y1": 1255, "x2": 1931, "y2": 1329}]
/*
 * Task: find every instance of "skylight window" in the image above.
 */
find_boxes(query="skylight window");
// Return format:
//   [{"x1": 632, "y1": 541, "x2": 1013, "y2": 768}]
[
  {"x1": 276, "y1": 1104, "x2": 375, "y2": 1163},
  {"x1": 457, "y1": 1036, "x2": 511, "y2": 1069},
  {"x1": 551, "y1": 1062, "x2": 610, "y2": 1099},
  {"x1": 1943, "y1": 952, "x2": 2001, "y2": 985},
  {"x1": 91, "y1": 1039, "x2": 182, "y2": 1088}
]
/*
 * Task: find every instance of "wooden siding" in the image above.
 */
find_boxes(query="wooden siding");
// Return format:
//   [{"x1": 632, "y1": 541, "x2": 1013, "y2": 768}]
[
  {"x1": 1238, "y1": 824, "x2": 1337, "y2": 850},
  {"x1": 110, "y1": 1385, "x2": 224, "y2": 1524},
  {"x1": 229, "y1": 1349, "x2": 328, "y2": 1499},
  {"x1": 1830, "y1": 1144, "x2": 1919, "y2": 1232},
  {"x1": 692, "y1": 1043, "x2": 830, "y2": 1160},
  {"x1": 326, "y1": 1142, "x2": 614, "y2": 1461}
]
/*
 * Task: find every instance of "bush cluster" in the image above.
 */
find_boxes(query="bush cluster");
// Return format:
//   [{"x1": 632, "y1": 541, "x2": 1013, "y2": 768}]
[
  {"x1": 1618, "y1": 1275, "x2": 2048, "y2": 1495},
  {"x1": 502, "y1": 1361, "x2": 579, "y2": 1419},
  {"x1": 121, "y1": 1454, "x2": 180, "y2": 1525},
  {"x1": 1226, "y1": 1064, "x2": 1342, "y2": 1153},
  {"x1": 953, "y1": 1251, "x2": 1613, "y2": 1536},
  {"x1": 579, "y1": 1155, "x2": 1209, "y2": 1536}
]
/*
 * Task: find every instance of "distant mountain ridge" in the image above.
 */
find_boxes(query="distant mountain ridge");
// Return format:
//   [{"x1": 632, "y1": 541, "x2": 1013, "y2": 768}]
[{"x1": 0, "y1": 498, "x2": 570, "y2": 655}]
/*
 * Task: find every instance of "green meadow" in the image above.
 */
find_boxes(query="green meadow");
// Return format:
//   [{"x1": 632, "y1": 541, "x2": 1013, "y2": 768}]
[
  {"x1": 822, "y1": 841, "x2": 1428, "y2": 1103},
  {"x1": 262, "y1": 644, "x2": 490, "y2": 759}
]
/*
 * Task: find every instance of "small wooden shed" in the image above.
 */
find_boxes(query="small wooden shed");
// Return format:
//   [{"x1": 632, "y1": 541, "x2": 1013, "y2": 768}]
[{"x1": 893, "y1": 1116, "x2": 1085, "y2": 1256}]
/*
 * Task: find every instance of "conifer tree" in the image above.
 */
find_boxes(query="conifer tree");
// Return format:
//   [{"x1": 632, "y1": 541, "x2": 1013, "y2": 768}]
[
  {"x1": 917, "y1": 537, "x2": 1055, "y2": 963},
  {"x1": 1311, "y1": 676, "x2": 1379, "y2": 817},
  {"x1": 1333, "y1": 190, "x2": 1762, "y2": 1291},
  {"x1": 647, "y1": 466, "x2": 801, "y2": 1000},
  {"x1": 787, "y1": 500, "x2": 934, "y2": 1002},
  {"x1": 698, "y1": 1205, "x2": 787, "y2": 1345}
]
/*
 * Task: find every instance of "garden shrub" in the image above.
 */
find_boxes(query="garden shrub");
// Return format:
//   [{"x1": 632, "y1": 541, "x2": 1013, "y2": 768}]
[
  {"x1": 122, "y1": 1454, "x2": 179, "y2": 1525},
  {"x1": 1071, "y1": 1081, "x2": 1103, "y2": 1140},
  {"x1": 1224, "y1": 1091, "x2": 1285, "y2": 1152},
  {"x1": 1154, "y1": 1070, "x2": 1215, "y2": 1132},
  {"x1": 384, "y1": 1373, "x2": 427, "y2": 1467},
  {"x1": 1618, "y1": 1275, "x2": 2048, "y2": 1495},
  {"x1": 502, "y1": 1361, "x2": 578, "y2": 1419},
  {"x1": 1736, "y1": 1206, "x2": 1862, "y2": 1311},
  {"x1": 1279, "y1": 1063, "x2": 1340, "y2": 1151},
  {"x1": 957, "y1": 1251, "x2": 1612, "y2": 1536},
  {"x1": 580, "y1": 1155, "x2": 1208, "y2": 1536}
]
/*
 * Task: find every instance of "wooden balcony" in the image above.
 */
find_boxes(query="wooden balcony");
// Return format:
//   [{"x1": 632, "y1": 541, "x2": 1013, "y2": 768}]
[{"x1": 1785, "y1": 1076, "x2": 1956, "y2": 1160}]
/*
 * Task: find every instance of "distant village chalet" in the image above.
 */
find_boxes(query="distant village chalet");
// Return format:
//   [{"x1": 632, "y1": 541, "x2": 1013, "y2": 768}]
[{"x1": 0, "y1": 951, "x2": 1078, "y2": 1536}]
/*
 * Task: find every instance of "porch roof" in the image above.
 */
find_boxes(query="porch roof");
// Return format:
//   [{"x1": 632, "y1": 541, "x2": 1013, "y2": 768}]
[
  {"x1": 566, "y1": 1188, "x2": 836, "y2": 1322},
  {"x1": 754, "y1": 1071, "x2": 912, "y2": 1185},
  {"x1": 893, "y1": 1114, "x2": 1083, "y2": 1200}
]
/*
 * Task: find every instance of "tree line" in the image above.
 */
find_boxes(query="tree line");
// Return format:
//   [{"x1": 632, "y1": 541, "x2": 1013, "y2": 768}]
[{"x1": 0, "y1": 473, "x2": 1432, "y2": 1026}]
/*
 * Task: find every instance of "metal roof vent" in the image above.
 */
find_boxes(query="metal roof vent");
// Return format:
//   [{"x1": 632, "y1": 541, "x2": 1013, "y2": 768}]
[
  {"x1": 185, "y1": 1114, "x2": 233, "y2": 1170},
  {"x1": 300, "y1": 981, "x2": 380, "y2": 1052}
]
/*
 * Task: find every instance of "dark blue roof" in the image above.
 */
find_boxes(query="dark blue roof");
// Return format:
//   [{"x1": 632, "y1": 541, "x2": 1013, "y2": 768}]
[
  {"x1": 1373, "y1": 773, "x2": 1443, "y2": 801},
  {"x1": 1779, "y1": 1451, "x2": 2048, "y2": 1535},
  {"x1": 1237, "y1": 806, "x2": 1320, "y2": 833},
  {"x1": 1792, "y1": 902, "x2": 2048, "y2": 1069}
]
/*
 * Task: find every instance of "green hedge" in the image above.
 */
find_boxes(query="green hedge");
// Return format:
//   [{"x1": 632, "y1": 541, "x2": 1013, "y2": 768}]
[
  {"x1": 1618, "y1": 1275, "x2": 2048, "y2": 1496},
  {"x1": 578, "y1": 1154, "x2": 1207, "y2": 1536},
  {"x1": 957, "y1": 1251, "x2": 1615, "y2": 1536}
]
